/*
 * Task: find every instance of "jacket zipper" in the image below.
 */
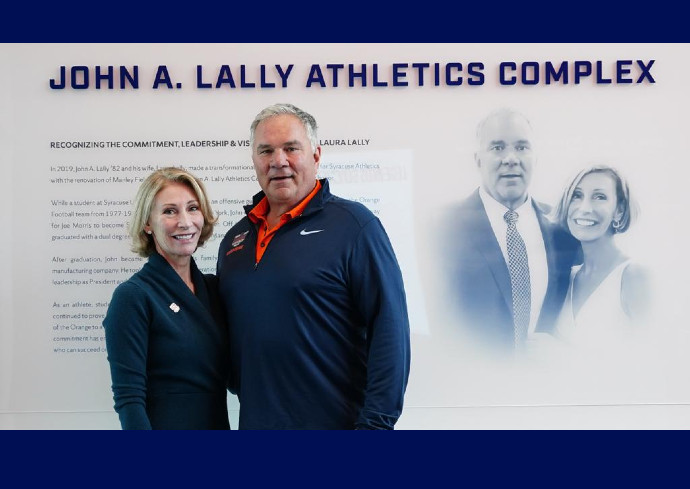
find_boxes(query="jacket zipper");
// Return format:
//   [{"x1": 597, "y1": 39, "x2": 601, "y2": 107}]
[{"x1": 253, "y1": 214, "x2": 305, "y2": 272}]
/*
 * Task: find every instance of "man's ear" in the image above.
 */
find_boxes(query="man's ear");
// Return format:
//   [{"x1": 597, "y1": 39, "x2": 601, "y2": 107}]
[{"x1": 313, "y1": 146, "x2": 322, "y2": 170}]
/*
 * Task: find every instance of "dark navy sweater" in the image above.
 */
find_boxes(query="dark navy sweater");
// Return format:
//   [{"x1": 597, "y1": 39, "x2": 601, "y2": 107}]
[
  {"x1": 217, "y1": 179, "x2": 410, "y2": 429},
  {"x1": 103, "y1": 252, "x2": 230, "y2": 429}
]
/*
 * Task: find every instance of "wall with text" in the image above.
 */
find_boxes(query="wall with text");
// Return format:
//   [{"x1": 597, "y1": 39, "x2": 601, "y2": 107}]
[{"x1": 1, "y1": 44, "x2": 689, "y2": 429}]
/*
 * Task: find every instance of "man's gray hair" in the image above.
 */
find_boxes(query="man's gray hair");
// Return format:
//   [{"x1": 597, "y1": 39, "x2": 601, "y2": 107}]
[
  {"x1": 475, "y1": 108, "x2": 533, "y2": 149},
  {"x1": 250, "y1": 103, "x2": 319, "y2": 152}
]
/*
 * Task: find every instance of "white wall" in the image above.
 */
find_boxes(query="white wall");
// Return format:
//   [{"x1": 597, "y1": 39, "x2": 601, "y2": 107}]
[{"x1": 2, "y1": 43, "x2": 689, "y2": 429}]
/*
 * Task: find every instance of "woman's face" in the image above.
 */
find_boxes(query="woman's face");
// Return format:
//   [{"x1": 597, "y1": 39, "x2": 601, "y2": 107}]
[
  {"x1": 567, "y1": 172, "x2": 621, "y2": 242},
  {"x1": 145, "y1": 182, "x2": 204, "y2": 264}
]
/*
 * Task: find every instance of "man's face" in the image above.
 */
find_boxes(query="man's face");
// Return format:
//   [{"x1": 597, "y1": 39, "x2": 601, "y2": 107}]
[
  {"x1": 475, "y1": 112, "x2": 535, "y2": 209},
  {"x1": 252, "y1": 114, "x2": 320, "y2": 211}
]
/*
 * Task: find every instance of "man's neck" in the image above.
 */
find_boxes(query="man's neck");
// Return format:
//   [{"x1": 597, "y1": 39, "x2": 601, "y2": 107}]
[
  {"x1": 266, "y1": 207, "x2": 287, "y2": 229},
  {"x1": 504, "y1": 196, "x2": 528, "y2": 211},
  {"x1": 264, "y1": 180, "x2": 320, "y2": 229},
  {"x1": 479, "y1": 187, "x2": 529, "y2": 212}
]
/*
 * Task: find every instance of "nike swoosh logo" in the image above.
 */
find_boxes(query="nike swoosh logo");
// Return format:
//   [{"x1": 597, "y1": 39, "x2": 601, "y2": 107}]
[{"x1": 300, "y1": 229, "x2": 324, "y2": 236}]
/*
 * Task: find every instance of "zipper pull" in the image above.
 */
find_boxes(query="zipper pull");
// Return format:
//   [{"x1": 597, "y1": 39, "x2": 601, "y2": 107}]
[{"x1": 254, "y1": 262, "x2": 258, "y2": 271}]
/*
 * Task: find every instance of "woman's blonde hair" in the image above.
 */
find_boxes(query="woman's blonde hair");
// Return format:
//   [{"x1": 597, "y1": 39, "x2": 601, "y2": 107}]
[{"x1": 129, "y1": 167, "x2": 217, "y2": 257}]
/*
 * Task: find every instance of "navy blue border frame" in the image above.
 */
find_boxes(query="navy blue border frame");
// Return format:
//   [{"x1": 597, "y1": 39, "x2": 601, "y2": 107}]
[
  {"x1": 0, "y1": 431, "x2": 685, "y2": 484},
  {"x1": 2, "y1": 2, "x2": 685, "y2": 42},
  {"x1": 3, "y1": 2, "x2": 686, "y2": 483}
]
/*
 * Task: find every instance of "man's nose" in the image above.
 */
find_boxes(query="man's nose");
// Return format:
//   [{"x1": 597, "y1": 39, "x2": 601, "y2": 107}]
[
  {"x1": 502, "y1": 151, "x2": 520, "y2": 166},
  {"x1": 271, "y1": 149, "x2": 289, "y2": 167}
]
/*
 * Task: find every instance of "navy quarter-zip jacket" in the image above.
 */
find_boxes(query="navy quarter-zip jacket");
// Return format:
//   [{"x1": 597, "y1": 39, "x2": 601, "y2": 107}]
[{"x1": 217, "y1": 179, "x2": 410, "y2": 429}]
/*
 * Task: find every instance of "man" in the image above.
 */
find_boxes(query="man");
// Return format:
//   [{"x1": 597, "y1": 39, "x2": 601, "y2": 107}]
[
  {"x1": 445, "y1": 108, "x2": 580, "y2": 351},
  {"x1": 217, "y1": 103, "x2": 410, "y2": 429}
]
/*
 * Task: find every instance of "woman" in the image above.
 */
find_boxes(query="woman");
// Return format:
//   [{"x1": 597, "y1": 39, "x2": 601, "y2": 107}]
[
  {"x1": 103, "y1": 167, "x2": 230, "y2": 429},
  {"x1": 552, "y1": 165, "x2": 650, "y2": 347}
]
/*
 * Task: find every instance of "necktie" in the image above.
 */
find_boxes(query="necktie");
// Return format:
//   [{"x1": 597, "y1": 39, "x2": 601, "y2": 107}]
[{"x1": 504, "y1": 210, "x2": 531, "y2": 347}]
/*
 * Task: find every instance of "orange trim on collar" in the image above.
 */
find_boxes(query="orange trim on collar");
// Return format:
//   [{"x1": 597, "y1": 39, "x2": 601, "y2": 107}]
[{"x1": 248, "y1": 180, "x2": 322, "y2": 263}]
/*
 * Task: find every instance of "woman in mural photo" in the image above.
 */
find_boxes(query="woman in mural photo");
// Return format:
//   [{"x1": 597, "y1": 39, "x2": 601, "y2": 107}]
[
  {"x1": 103, "y1": 167, "x2": 230, "y2": 429},
  {"x1": 551, "y1": 165, "x2": 651, "y2": 348}
]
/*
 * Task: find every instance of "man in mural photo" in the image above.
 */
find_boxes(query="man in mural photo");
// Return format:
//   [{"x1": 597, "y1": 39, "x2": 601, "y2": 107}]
[
  {"x1": 445, "y1": 108, "x2": 580, "y2": 353},
  {"x1": 216, "y1": 103, "x2": 410, "y2": 429}
]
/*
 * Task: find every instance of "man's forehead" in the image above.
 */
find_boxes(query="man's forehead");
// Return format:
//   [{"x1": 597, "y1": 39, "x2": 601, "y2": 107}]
[
  {"x1": 256, "y1": 139, "x2": 303, "y2": 148},
  {"x1": 254, "y1": 115, "x2": 307, "y2": 144}
]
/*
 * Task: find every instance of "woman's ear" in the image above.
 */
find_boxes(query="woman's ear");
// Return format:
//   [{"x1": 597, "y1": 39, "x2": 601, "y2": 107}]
[{"x1": 614, "y1": 204, "x2": 625, "y2": 223}]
